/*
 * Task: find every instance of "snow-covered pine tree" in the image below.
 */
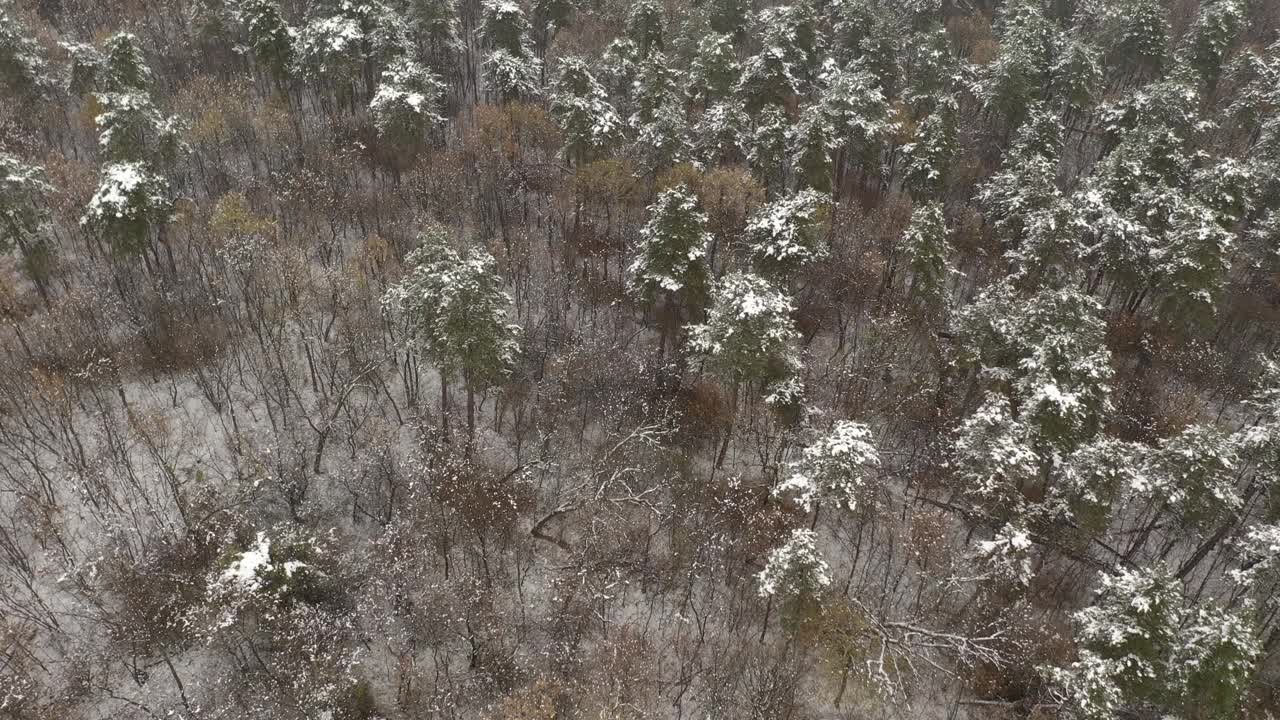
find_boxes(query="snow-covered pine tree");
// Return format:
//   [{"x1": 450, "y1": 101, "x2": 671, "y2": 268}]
[
  {"x1": 977, "y1": 0, "x2": 1055, "y2": 128},
  {"x1": 687, "y1": 33, "x2": 738, "y2": 107},
  {"x1": 382, "y1": 226, "x2": 520, "y2": 441},
  {"x1": 687, "y1": 270, "x2": 802, "y2": 404},
  {"x1": 297, "y1": 1, "x2": 411, "y2": 103},
  {"x1": 239, "y1": 0, "x2": 295, "y2": 84},
  {"x1": 93, "y1": 92, "x2": 183, "y2": 163},
  {"x1": 896, "y1": 200, "x2": 951, "y2": 316},
  {"x1": 369, "y1": 58, "x2": 445, "y2": 159},
  {"x1": 629, "y1": 184, "x2": 710, "y2": 307},
  {"x1": 549, "y1": 56, "x2": 620, "y2": 166},
  {"x1": 1183, "y1": 0, "x2": 1245, "y2": 91},
  {"x1": 775, "y1": 420, "x2": 880, "y2": 515},
  {"x1": 790, "y1": 59, "x2": 889, "y2": 195},
  {"x1": 1048, "y1": 564, "x2": 1258, "y2": 720},
  {"x1": 758, "y1": 528, "x2": 831, "y2": 628},
  {"x1": 901, "y1": 95, "x2": 959, "y2": 199},
  {"x1": 737, "y1": 1, "x2": 819, "y2": 112},
  {"x1": 1136, "y1": 423, "x2": 1241, "y2": 532},
  {"x1": 0, "y1": 153, "x2": 52, "y2": 257},
  {"x1": 744, "y1": 189, "x2": 831, "y2": 276},
  {"x1": 100, "y1": 32, "x2": 152, "y2": 93},
  {"x1": 0, "y1": 4, "x2": 52, "y2": 100},
  {"x1": 1087, "y1": 0, "x2": 1168, "y2": 82},
  {"x1": 952, "y1": 392, "x2": 1040, "y2": 516},
  {"x1": 625, "y1": 0, "x2": 664, "y2": 60},
  {"x1": 81, "y1": 162, "x2": 173, "y2": 256},
  {"x1": 480, "y1": 0, "x2": 540, "y2": 102},
  {"x1": 954, "y1": 280, "x2": 1113, "y2": 454}
]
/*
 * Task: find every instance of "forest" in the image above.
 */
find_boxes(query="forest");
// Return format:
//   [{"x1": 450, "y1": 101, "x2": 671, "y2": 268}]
[{"x1": 2, "y1": 0, "x2": 1280, "y2": 717}]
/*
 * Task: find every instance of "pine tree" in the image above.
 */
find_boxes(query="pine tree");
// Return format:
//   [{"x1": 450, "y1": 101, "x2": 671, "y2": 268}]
[
  {"x1": 0, "y1": 152, "x2": 56, "y2": 297},
  {"x1": 688, "y1": 271, "x2": 801, "y2": 399},
  {"x1": 1051, "y1": 37, "x2": 1103, "y2": 111},
  {"x1": 978, "y1": 0, "x2": 1055, "y2": 127},
  {"x1": 954, "y1": 281, "x2": 1113, "y2": 454},
  {"x1": 0, "y1": 153, "x2": 52, "y2": 257},
  {"x1": 482, "y1": 0, "x2": 532, "y2": 55},
  {"x1": 1225, "y1": 41, "x2": 1279, "y2": 138},
  {"x1": 629, "y1": 52, "x2": 679, "y2": 129},
  {"x1": 687, "y1": 33, "x2": 738, "y2": 107},
  {"x1": 830, "y1": 0, "x2": 897, "y2": 92},
  {"x1": 484, "y1": 48, "x2": 541, "y2": 102},
  {"x1": 1193, "y1": 157, "x2": 1257, "y2": 229},
  {"x1": 382, "y1": 226, "x2": 520, "y2": 442},
  {"x1": 896, "y1": 200, "x2": 950, "y2": 315},
  {"x1": 747, "y1": 105, "x2": 790, "y2": 188},
  {"x1": 1136, "y1": 424, "x2": 1241, "y2": 531},
  {"x1": 755, "y1": 1, "x2": 819, "y2": 86},
  {"x1": 531, "y1": 0, "x2": 574, "y2": 56},
  {"x1": 1049, "y1": 564, "x2": 1258, "y2": 720},
  {"x1": 1153, "y1": 198, "x2": 1234, "y2": 326},
  {"x1": 692, "y1": 99, "x2": 748, "y2": 166},
  {"x1": 776, "y1": 420, "x2": 880, "y2": 514},
  {"x1": 901, "y1": 96, "x2": 958, "y2": 199},
  {"x1": 624, "y1": 0, "x2": 664, "y2": 60},
  {"x1": 0, "y1": 4, "x2": 53, "y2": 100},
  {"x1": 64, "y1": 40, "x2": 103, "y2": 97},
  {"x1": 1232, "y1": 523, "x2": 1280, "y2": 623},
  {"x1": 1183, "y1": 0, "x2": 1244, "y2": 91},
  {"x1": 369, "y1": 58, "x2": 445, "y2": 158},
  {"x1": 239, "y1": 0, "x2": 295, "y2": 84},
  {"x1": 74, "y1": 33, "x2": 178, "y2": 262},
  {"x1": 737, "y1": 1, "x2": 819, "y2": 113},
  {"x1": 1049, "y1": 437, "x2": 1143, "y2": 532},
  {"x1": 899, "y1": 24, "x2": 956, "y2": 111},
  {"x1": 598, "y1": 37, "x2": 640, "y2": 101},
  {"x1": 191, "y1": 0, "x2": 237, "y2": 48},
  {"x1": 952, "y1": 392, "x2": 1040, "y2": 514},
  {"x1": 80, "y1": 162, "x2": 173, "y2": 256},
  {"x1": 1175, "y1": 604, "x2": 1261, "y2": 718},
  {"x1": 1074, "y1": 115, "x2": 1197, "y2": 299},
  {"x1": 100, "y1": 32, "x2": 152, "y2": 93},
  {"x1": 633, "y1": 103, "x2": 690, "y2": 173},
  {"x1": 1048, "y1": 564, "x2": 1185, "y2": 719},
  {"x1": 744, "y1": 189, "x2": 831, "y2": 276},
  {"x1": 629, "y1": 184, "x2": 710, "y2": 306},
  {"x1": 790, "y1": 59, "x2": 889, "y2": 194},
  {"x1": 974, "y1": 519, "x2": 1036, "y2": 588},
  {"x1": 1087, "y1": 0, "x2": 1168, "y2": 81},
  {"x1": 757, "y1": 528, "x2": 831, "y2": 627},
  {"x1": 480, "y1": 0, "x2": 539, "y2": 102},
  {"x1": 297, "y1": 14, "x2": 370, "y2": 91},
  {"x1": 706, "y1": 0, "x2": 749, "y2": 40},
  {"x1": 1098, "y1": 72, "x2": 1200, "y2": 143},
  {"x1": 979, "y1": 104, "x2": 1065, "y2": 246},
  {"x1": 628, "y1": 53, "x2": 687, "y2": 172},
  {"x1": 549, "y1": 57, "x2": 619, "y2": 165},
  {"x1": 93, "y1": 92, "x2": 183, "y2": 163},
  {"x1": 406, "y1": 0, "x2": 460, "y2": 62},
  {"x1": 297, "y1": 1, "x2": 411, "y2": 101}
]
